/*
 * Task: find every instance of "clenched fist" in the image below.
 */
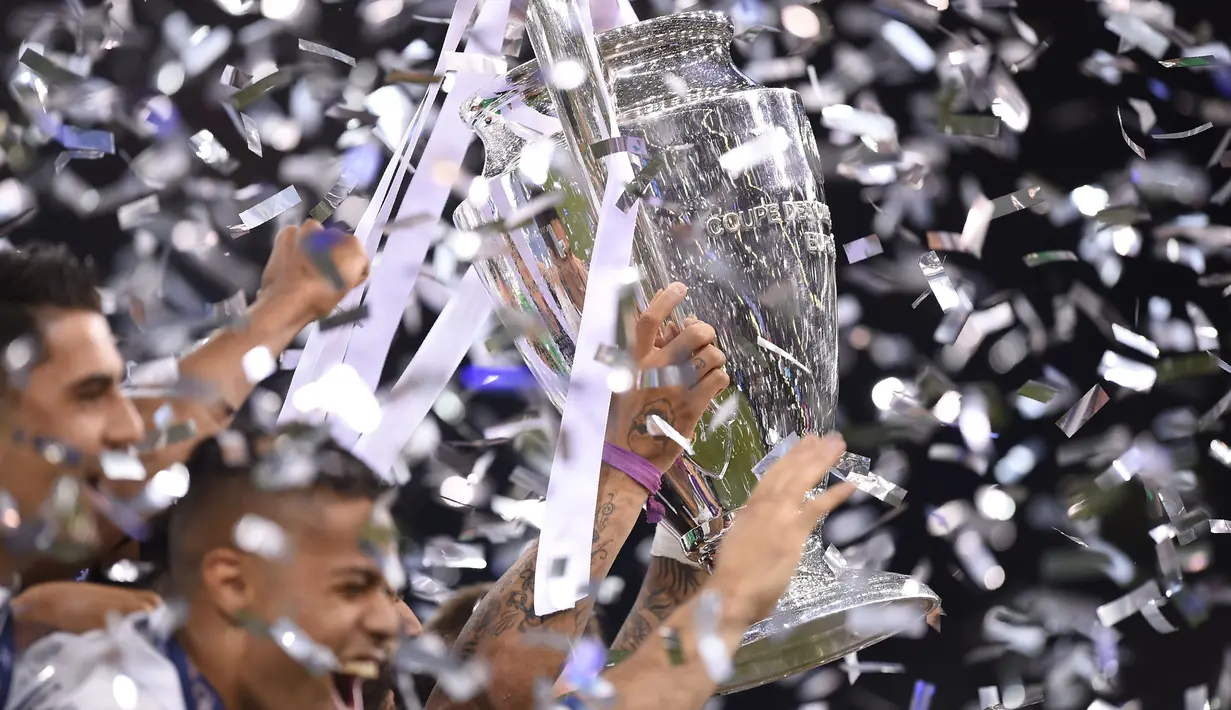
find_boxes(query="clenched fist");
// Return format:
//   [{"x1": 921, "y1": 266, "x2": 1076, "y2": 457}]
[{"x1": 258, "y1": 219, "x2": 371, "y2": 322}]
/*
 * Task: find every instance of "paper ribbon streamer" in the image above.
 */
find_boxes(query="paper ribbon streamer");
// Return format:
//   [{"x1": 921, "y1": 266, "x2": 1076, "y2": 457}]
[
  {"x1": 352, "y1": 267, "x2": 494, "y2": 474},
  {"x1": 534, "y1": 155, "x2": 641, "y2": 614},
  {"x1": 531, "y1": 0, "x2": 642, "y2": 616},
  {"x1": 278, "y1": 0, "x2": 481, "y2": 427},
  {"x1": 328, "y1": 0, "x2": 513, "y2": 448}
]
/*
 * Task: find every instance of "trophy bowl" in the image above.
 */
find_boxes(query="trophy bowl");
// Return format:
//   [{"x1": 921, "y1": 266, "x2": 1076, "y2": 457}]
[{"x1": 454, "y1": 10, "x2": 940, "y2": 693}]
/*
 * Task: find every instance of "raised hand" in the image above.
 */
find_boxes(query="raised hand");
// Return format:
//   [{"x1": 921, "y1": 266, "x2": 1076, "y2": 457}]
[
  {"x1": 258, "y1": 219, "x2": 371, "y2": 322},
  {"x1": 607, "y1": 283, "x2": 730, "y2": 472},
  {"x1": 710, "y1": 434, "x2": 855, "y2": 624}
]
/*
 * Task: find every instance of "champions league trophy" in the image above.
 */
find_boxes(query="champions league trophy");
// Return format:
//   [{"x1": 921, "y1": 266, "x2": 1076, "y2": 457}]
[{"x1": 454, "y1": 5, "x2": 940, "y2": 693}]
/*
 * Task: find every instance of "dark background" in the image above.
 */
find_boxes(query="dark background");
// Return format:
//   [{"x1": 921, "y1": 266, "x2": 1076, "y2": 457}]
[{"x1": 4, "y1": 0, "x2": 1231, "y2": 707}]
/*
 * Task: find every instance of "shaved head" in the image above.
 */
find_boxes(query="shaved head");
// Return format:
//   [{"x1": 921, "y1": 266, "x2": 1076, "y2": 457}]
[{"x1": 166, "y1": 424, "x2": 392, "y2": 594}]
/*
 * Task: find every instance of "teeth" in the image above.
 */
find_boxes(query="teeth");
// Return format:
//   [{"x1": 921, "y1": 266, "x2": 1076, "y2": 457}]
[{"x1": 340, "y1": 660, "x2": 380, "y2": 680}]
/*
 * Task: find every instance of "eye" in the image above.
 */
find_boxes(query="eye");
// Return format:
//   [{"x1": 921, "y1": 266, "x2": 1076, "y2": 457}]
[{"x1": 336, "y1": 581, "x2": 373, "y2": 599}]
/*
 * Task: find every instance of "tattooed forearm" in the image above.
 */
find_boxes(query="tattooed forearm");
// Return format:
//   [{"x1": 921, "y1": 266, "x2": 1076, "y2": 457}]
[
  {"x1": 429, "y1": 470, "x2": 645, "y2": 710},
  {"x1": 610, "y1": 556, "x2": 707, "y2": 654},
  {"x1": 453, "y1": 492, "x2": 623, "y2": 661}
]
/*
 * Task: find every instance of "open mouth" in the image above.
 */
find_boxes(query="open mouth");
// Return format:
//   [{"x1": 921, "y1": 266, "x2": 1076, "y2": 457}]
[
  {"x1": 330, "y1": 661, "x2": 380, "y2": 710},
  {"x1": 330, "y1": 673, "x2": 361, "y2": 710}
]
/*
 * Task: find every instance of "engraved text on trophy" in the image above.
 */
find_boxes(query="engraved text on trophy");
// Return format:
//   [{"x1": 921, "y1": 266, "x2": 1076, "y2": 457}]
[{"x1": 704, "y1": 199, "x2": 833, "y2": 254}]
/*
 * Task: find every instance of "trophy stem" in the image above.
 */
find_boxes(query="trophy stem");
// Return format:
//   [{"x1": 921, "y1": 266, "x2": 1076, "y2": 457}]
[{"x1": 524, "y1": 0, "x2": 621, "y2": 212}]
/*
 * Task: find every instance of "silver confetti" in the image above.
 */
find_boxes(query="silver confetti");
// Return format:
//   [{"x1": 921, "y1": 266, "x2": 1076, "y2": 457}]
[
  {"x1": 298, "y1": 38, "x2": 357, "y2": 66},
  {"x1": 237, "y1": 186, "x2": 302, "y2": 231},
  {"x1": 842, "y1": 234, "x2": 884, "y2": 263},
  {"x1": 918, "y1": 251, "x2": 961, "y2": 312},
  {"x1": 1055, "y1": 384, "x2": 1109, "y2": 437}
]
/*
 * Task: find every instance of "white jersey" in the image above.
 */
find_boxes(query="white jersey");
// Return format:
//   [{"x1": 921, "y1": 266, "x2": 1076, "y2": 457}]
[{"x1": 4, "y1": 609, "x2": 186, "y2": 710}]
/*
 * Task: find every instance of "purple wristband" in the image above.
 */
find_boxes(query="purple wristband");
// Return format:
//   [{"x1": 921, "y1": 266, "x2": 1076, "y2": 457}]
[{"x1": 602, "y1": 443, "x2": 666, "y2": 522}]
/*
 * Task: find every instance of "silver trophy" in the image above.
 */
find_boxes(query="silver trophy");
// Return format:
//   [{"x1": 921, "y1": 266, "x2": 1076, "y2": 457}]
[{"x1": 455, "y1": 8, "x2": 940, "y2": 693}]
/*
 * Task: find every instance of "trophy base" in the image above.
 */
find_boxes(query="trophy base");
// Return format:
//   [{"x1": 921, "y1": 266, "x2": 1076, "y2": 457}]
[{"x1": 718, "y1": 568, "x2": 941, "y2": 695}]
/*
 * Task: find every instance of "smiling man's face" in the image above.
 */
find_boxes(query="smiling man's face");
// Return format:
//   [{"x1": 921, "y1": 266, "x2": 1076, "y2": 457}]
[{"x1": 1, "y1": 308, "x2": 144, "y2": 521}]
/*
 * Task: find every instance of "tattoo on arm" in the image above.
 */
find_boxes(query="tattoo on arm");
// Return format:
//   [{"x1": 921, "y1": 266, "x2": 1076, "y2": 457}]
[
  {"x1": 626, "y1": 399, "x2": 675, "y2": 461},
  {"x1": 609, "y1": 556, "x2": 706, "y2": 654},
  {"x1": 453, "y1": 492, "x2": 623, "y2": 661}
]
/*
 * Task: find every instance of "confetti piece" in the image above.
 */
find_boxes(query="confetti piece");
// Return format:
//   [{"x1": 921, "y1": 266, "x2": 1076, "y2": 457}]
[
  {"x1": 918, "y1": 251, "x2": 961, "y2": 312},
  {"x1": 116, "y1": 195, "x2": 160, "y2": 230},
  {"x1": 843, "y1": 234, "x2": 884, "y2": 263},
  {"x1": 1153, "y1": 122, "x2": 1215, "y2": 140},
  {"x1": 234, "y1": 514, "x2": 290, "y2": 558},
  {"x1": 1117, "y1": 107, "x2": 1147, "y2": 159},
  {"x1": 237, "y1": 111, "x2": 262, "y2": 157},
  {"x1": 829, "y1": 451, "x2": 907, "y2": 506},
  {"x1": 1022, "y1": 250, "x2": 1078, "y2": 267},
  {"x1": 1207, "y1": 127, "x2": 1231, "y2": 168},
  {"x1": 298, "y1": 38, "x2": 357, "y2": 66},
  {"x1": 647, "y1": 414, "x2": 695, "y2": 456},
  {"x1": 1199, "y1": 389, "x2": 1231, "y2": 431},
  {"x1": 459, "y1": 365, "x2": 538, "y2": 392},
  {"x1": 590, "y1": 136, "x2": 649, "y2": 159},
  {"x1": 719, "y1": 126, "x2": 791, "y2": 177},
  {"x1": 1098, "y1": 351, "x2": 1156, "y2": 392},
  {"x1": 706, "y1": 393, "x2": 743, "y2": 434},
  {"x1": 17, "y1": 48, "x2": 85, "y2": 84},
  {"x1": 1104, "y1": 12, "x2": 1170, "y2": 59},
  {"x1": 659, "y1": 626, "x2": 686, "y2": 665},
  {"x1": 189, "y1": 129, "x2": 238, "y2": 174},
  {"x1": 990, "y1": 186, "x2": 1045, "y2": 218},
  {"x1": 317, "y1": 304, "x2": 369, "y2": 331},
  {"x1": 756, "y1": 335, "x2": 813, "y2": 374},
  {"x1": 618, "y1": 153, "x2": 668, "y2": 210},
  {"x1": 237, "y1": 186, "x2": 302, "y2": 231},
  {"x1": 1016, "y1": 380, "x2": 1059, "y2": 404},
  {"x1": 960, "y1": 195, "x2": 994, "y2": 258},
  {"x1": 1160, "y1": 55, "x2": 1217, "y2": 68},
  {"x1": 1111, "y1": 323, "x2": 1160, "y2": 358},
  {"x1": 1127, "y1": 97, "x2": 1157, "y2": 133},
  {"x1": 1056, "y1": 384, "x2": 1109, "y2": 437},
  {"x1": 230, "y1": 68, "x2": 300, "y2": 110},
  {"x1": 56, "y1": 126, "x2": 115, "y2": 155},
  {"x1": 98, "y1": 451, "x2": 147, "y2": 481},
  {"x1": 440, "y1": 52, "x2": 508, "y2": 75},
  {"x1": 909, "y1": 680, "x2": 936, "y2": 710},
  {"x1": 821, "y1": 105, "x2": 897, "y2": 141}
]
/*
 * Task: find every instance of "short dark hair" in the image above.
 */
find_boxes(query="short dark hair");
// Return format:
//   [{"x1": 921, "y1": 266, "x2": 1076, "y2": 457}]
[
  {"x1": 0, "y1": 243, "x2": 102, "y2": 390},
  {"x1": 166, "y1": 423, "x2": 395, "y2": 592}
]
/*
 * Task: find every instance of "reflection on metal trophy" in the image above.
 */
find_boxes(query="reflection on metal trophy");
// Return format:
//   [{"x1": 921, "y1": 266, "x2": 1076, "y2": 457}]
[{"x1": 454, "y1": 10, "x2": 940, "y2": 693}]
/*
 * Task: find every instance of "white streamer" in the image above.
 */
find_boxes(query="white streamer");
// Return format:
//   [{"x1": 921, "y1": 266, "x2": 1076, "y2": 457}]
[
  {"x1": 278, "y1": 0, "x2": 482, "y2": 428},
  {"x1": 329, "y1": 0, "x2": 513, "y2": 447},
  {"x1": 535, "y1": 152, "x2": 640, "y2": 614},
  {"x1": 352, "y1": 267, "x2": 493, "y2": 475},
  {"x1": 531, "y1": 0, "x2": 642, "y2": 616}
]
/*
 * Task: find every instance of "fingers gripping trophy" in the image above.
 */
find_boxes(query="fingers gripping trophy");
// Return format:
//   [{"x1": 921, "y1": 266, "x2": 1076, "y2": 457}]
[{"x1": 454, "y1": 3, "x2": 941, "y2": 693}]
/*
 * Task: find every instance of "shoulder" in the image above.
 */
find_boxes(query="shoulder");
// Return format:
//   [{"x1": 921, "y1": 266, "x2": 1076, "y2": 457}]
[{"x1": 4, "y1": 610, "x2": 184, "y2": 710}]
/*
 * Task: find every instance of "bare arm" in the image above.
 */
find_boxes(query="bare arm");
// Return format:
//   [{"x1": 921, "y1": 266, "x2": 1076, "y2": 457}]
[
  {"x1": 429, "y1": 284, "x2": 730, "y2": 710},
  {"x1": 568, "y1": 436, "x2": 856, "y2": 710},
  {"x1": 130, "y1": 294, "x2": 308, "y2": 469},
  {"x1": 608, "y1": 555, "x2": 705, "y2": 655},
  {"x1": 428, "y1": 466, "x2": 646, "y2": 710},
  {"x1": 583, "y1": 586, "x2": 753, "y2": 710},
  {"x1": 134, "y1": 219, "x2": 368, "y2": 469}
]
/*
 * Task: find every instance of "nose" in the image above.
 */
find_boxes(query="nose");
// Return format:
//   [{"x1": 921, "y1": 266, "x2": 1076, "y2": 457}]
[
  {"x1": 366, "y1": 593, "x2": 405, "y2": 649},
  {"x1": 103, "y1": 395, "x2": 145, "y2": 449},
  {"x1": 396, "y1": 597, "x2": 423, "y2": 638}
]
